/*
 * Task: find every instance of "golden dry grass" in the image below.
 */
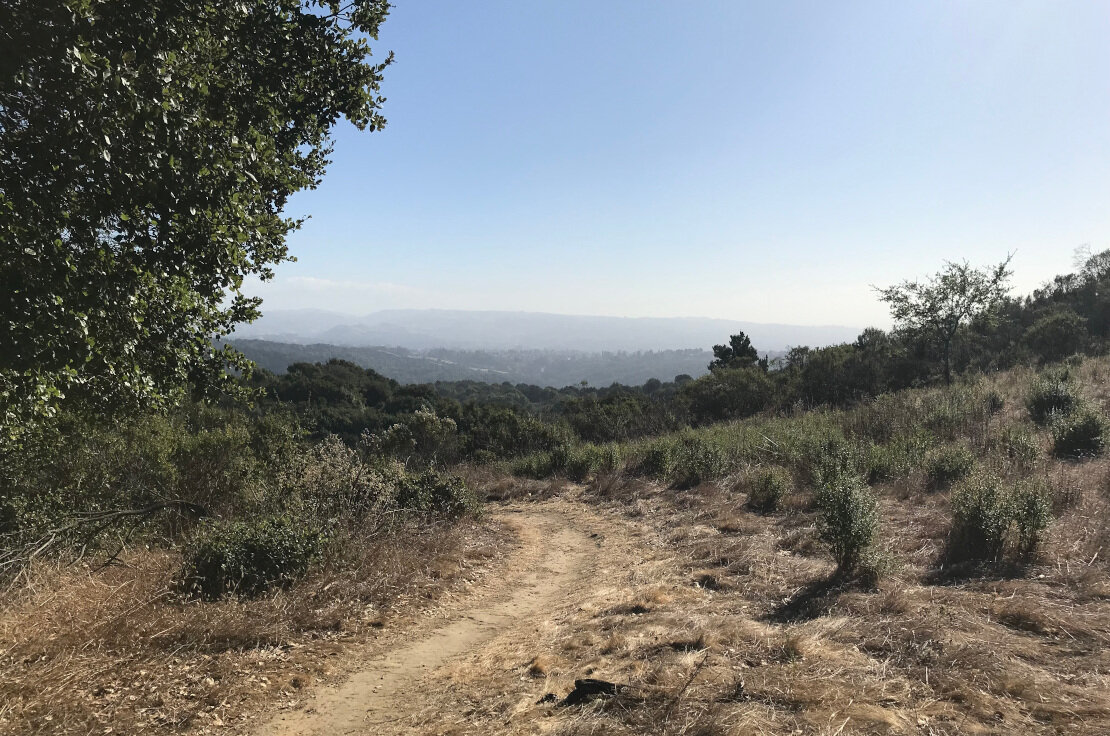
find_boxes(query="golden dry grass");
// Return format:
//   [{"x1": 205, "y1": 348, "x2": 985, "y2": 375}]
[
  {"x1": 0, "y1": 519, "x2": 508, "y2": 735},
  {"x1": 410, "y1": 444, "x2": 1110, "y2": 734},
  {"x1": 526, "y1": 455, "x2": 1110, "y2": 736},
  {"x1": 6, "y1": 360, "x2": 1110, "y2": 735}
]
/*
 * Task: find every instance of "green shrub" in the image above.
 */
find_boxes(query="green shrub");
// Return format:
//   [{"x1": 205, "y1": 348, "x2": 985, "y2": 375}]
[
  {"x1": 949, "y1": 474, "x2": 1012, "y2": 562},
  {"x1": 635, "y1": 441, "x2": 674, "y2": 479},
  {"x1": 670, "y1": 435, "x2": 725, "y2": 489},
  {"x1": 1027, "y1": 370, "x2": 1079, "y2": 425},
  {"x1": 562, "y1": 445, "x2": 600, "y2": 481},
  {"x1": 1051, "y1": 406, "x2": 1109, "y2": 458},
  {"x1": 561, "y1": 444, "x2": 621, "y2": 481},
  {"x1": 865, "y1": 442, "x2": 900, "y2": 484},
  {"x1": 180, "y1": 517, "x2": 324, "y2": 600},
  {"x1": 511, "y1": 450, "x2": 558, "y2": 479},
  {"x1": 925, "y1": 445, "x2": 975, "y2": 490},
  {"x1": 748, "y1": 466, "x2": 792, "y2": 512},
  {"x1": 394, "y1": 470, "x2": 479, "y2": 516},
  {"x1": 865, "y1": 431, "x2": 932, "y2": 483},
  {"x1": 948, "y1": 474, "x2": 1053, "y2": 562},
  {"x1": 808, "y1": 435, "x2": 866, "y2": 487},
  {"x1": 815, "y1": 474, "x2": 878, "y2": 573},
  {"x1": 1011, "y1": 481, "x2": 1052, "y2": 557},
  {"x1": 294, "y1": 434, "x2": 388, "y2": 521},
  {"x1": 996, "y1": 424, "x2": 1041, "y2": 469},
  {"x1": 985, "y1": 389, "x2": 1005, "y2": 415}
]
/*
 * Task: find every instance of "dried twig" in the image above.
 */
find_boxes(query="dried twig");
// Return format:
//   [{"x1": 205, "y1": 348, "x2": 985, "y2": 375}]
[{"x1": 0, "y1": 500, "x2": 207, "y2": 588}]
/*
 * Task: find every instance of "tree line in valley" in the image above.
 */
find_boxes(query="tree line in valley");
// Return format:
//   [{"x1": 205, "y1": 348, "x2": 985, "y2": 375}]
[
  {"x1": 247, "y1": 249, "x2": 1105, "y2": 456},
  {"x1": 230, "y1": 340, "x2": 717, "y2": 388}
]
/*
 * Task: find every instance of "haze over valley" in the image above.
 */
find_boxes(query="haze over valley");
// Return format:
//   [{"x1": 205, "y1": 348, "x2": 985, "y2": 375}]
[
  {"x1": 230, "y1": 308, "x2": 862, "y2": 385},
  {"x1": 232, "y1": 308, "x2": 862, "y2": 352}
]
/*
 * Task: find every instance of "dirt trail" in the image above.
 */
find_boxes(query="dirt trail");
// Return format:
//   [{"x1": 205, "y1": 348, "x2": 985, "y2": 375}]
[{"x1": 257, "y1": 507, "x2": 599, "y2": 736}]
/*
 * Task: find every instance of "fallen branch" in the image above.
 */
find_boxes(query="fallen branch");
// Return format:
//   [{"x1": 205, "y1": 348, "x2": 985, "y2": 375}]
[{"x1": 0, "y1": 500, "x2": 208, "y2": 589}]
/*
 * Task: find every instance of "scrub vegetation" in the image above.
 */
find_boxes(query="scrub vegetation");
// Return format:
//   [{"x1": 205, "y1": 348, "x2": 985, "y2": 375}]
[{"x1": 4, "y1": 2, "x2": 1110, "y2": 732}]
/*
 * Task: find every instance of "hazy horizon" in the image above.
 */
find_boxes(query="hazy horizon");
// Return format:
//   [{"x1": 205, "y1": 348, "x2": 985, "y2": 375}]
[
  {"x1": 247, "y1": 306, "x2": 863, "y2": 329},
  {"x1": 232, "y1": 307, "x2": 864, "y2": 353},
  {"x1": 245, "y1": 1, "x2": 1108, "y2": 324}
]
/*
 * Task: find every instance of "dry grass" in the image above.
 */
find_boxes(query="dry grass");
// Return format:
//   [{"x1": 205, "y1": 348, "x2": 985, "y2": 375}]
[
  {"x1": 532, "y1": 456, "x2": 1110, "y2": 735},
  {"x1": 9, "y1": 360, "x2": 1110, "y2": 735},
  {"x1": 454, "y1": 463, "x2": 568, "y2": 502},
  {"x1": 0, "y1": 519, "x2": 508, "y2": 735},
  {"x1": 447, "y1": 406, "x2": 1109, "y2": 735}
]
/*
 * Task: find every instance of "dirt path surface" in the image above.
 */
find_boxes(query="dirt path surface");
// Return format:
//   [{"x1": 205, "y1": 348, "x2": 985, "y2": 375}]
[{"x1": 256, "y1": 502, "x2": 611, "y2": 736}]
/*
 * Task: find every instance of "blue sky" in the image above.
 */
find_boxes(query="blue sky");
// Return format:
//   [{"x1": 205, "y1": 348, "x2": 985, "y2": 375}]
[{"x1": 248, "y1": 0, "x2": 1110, "y2": 327}]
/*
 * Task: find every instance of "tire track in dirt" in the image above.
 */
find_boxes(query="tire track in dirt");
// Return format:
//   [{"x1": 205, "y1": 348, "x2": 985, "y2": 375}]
[{"x1": 257, "y1": 508, "x2": 596, "y2": 736}]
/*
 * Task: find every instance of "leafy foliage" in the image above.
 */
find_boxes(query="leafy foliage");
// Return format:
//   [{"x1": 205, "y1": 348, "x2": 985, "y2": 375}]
[
  {"x1": 670, "y1": 434, "x2": 726, "y2": 489},
  {"x1": 877, "y1": 258, "x2": 1012, "y2": 383},
  {"x1": 709, "y1": 332, "x2": 762, "y2": 370},
  {"x1": 1, "y1": 0, "x2": 392, "y2": 435},
  {"x1": 1051, "y1": 406, "x2": 1108, "y2": 459},
  {"x1": 1011, "y1": 481, "x2": 1052, "y2": 558},
  {"x1": 1027, "y1": 369, "x2": 1080, "y2": 425},
  {"x1": 948, "y1": 474, "x2": 1053, "y2": 562},
  {"x1": 748, "y1": 466, "x2": 792, "y2": 512},
  {"x1": 180, "y1": 517, "x2": 325, "y2": 600},
  {"x1": 393, "y1": 470, "x2": 480, "y2": 517},
  {"x1": 815, "y1": 474, "x2": 878, "y2": 573},
  {"x1": 681, "y1": 365, "x2": 775, "y2": 424},
  {"x1": 1023, "y1": 307, "x2": 1088, "y2": 363},
  {"x1": 949, "y1": 474, "x2": 1012, "y2": 562},
  {"x1": 925, "y1": 445, "x2": 975, "y2": 490}
]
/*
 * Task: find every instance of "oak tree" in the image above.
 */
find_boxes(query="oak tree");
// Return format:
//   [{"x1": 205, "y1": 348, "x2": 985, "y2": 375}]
[
  {"x1": 877, "y1": 257, "x2": 1012, "y2": 384},
  {"x1": 1, "y1": 0, "x2": 392, "y2": 438}
]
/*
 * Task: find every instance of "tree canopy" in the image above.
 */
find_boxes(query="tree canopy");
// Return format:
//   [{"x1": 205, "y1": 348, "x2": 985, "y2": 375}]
[
  {"x1": 877, "y1": 257, "x2": 1012, "y2": 384},
  {"x1": 1, "y1": 0, "x2": 392, "y2": 439},
  {"x1": 709, "y1": 332, "x2": 761, "y2": 371}
]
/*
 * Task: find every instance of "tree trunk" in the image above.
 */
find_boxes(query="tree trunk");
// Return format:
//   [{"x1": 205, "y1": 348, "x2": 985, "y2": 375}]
[{"x1": 942, "y1": 339, "x2": 952, "y2": 385}]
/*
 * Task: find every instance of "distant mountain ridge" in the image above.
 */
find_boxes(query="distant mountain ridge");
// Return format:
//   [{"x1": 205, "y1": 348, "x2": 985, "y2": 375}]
[{"x1": 232, "y1": 308, "x2": 862, "y2": 353}]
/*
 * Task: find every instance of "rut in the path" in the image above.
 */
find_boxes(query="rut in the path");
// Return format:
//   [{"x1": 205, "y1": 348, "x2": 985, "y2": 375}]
[{"x1": 257, "y1": 511, "x2": 594, "y2": 736}]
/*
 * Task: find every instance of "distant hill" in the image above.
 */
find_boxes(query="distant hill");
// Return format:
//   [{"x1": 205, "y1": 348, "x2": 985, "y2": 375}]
[
  {"x1": 231, "y1": 308, "x2": 861, "y2": 352},
  {"x1": 230, "y1": 339, "x2": 718, "y2": 387}
]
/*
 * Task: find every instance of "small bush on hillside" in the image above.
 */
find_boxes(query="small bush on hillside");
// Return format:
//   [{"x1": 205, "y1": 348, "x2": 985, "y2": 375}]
[
  {"x1": 748, "y1": 466, "x2": 792, "y2": 512},
  {"x1": 948, "y1": 474, "x2": 1053, "y2": 562},
  {"x1": 1011, "y1": 481, "x2": 1052, "y2": 557},
  {"x1": 181, "y1": 517, "x2": 324, "y2": 600},
  {"x1": 558, "y1": 444, "x2": 622, "y2": 482},
  {"x1": 297, "y1": 434, "x2": 390, "y2": 521},
  {"x1": 563, "y1": 445, "x2": 601, "y2": 481},
  {"x1": 996, "y1": 424, "x2": 1041, "y2": 469},
  {"x1": 394, "y1": 470, "x2": 479, "y2": 517},
  {"x1": 985, "y1": 389, "x2": 1005, "y2": 415},
  {"x1": 512, "y1": 441, "x2": 576, "y2": 479},
  {"x1": 785, "y1": 428, "x2": 863, "y2": 487},
  {"x1": 815, "y1": 474, "x2": 878, "y2": 573},
  {"x1": 865, "y1": 431, "x2": 932, "y2": 484},
  {"x1": 1051, "y1": 406, "x2": 1109, "y2": 459},
  {"x1": 1027, "y1": 370, "x2": 1079, "y2": 425},
  {"x1": 925, "y1": 445, "x2": 975, "y2": 490},
  {"x1": 510, "y1": 451, "x2": 552, "y2": 479},
  {"x1": 865, "y1": 442, "x2": 900, "y2": 484},
  {"x1": 670, "y1": 435, "x2": 726, "y2": 489},
  {"x1": 949, "y1": 474, "x2": 1012, "y2": 562},
  {"x1": 635, "y1": 441, "x2": 675, "y2": 479},
  {"x1": 811, "y1": 437, "x2": 867, "y2": 487},
  {"x1": 921, "y1": 386, "x2": 992, "y2": 441}
]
